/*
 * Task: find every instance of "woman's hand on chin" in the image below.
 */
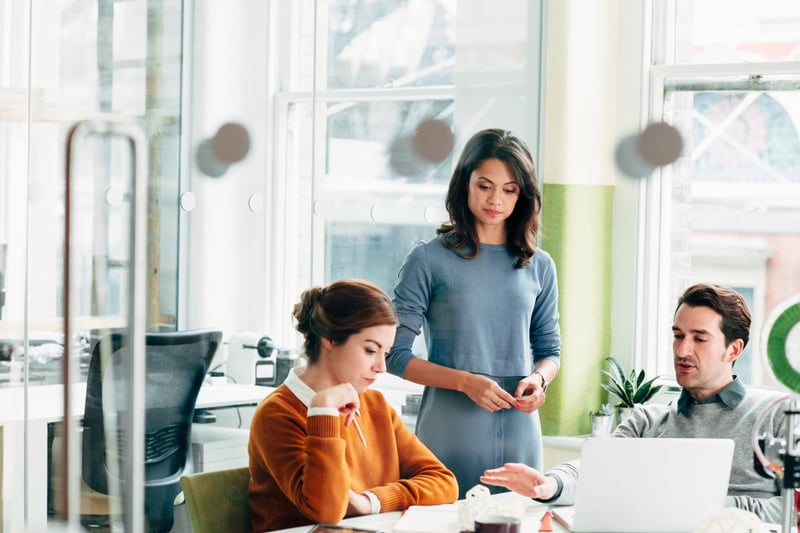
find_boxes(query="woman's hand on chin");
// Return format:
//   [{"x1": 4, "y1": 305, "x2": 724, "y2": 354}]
[{"x1": 310, "y1": 382, "x2": 360, "y2": 424}]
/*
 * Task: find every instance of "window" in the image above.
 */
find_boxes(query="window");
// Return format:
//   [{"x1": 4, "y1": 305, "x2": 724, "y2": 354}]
[
  {"x1": 645, "y1": 0, "x2": 800, "y2": 385},
  {"x1": 0, "y1": 1, "x2": 183, "y2": 347},
  {"x1": 266, "y1": 0, "x2": 544, "y2": 345}
]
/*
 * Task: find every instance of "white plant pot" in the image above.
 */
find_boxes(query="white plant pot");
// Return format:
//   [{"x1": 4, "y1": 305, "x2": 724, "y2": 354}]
[{"x1": 590, "y1": 414, "x2": 615, "y2": 437}]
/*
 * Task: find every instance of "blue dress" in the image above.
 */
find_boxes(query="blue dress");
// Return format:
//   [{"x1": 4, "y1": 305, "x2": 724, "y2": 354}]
[{"x1": 387, "y1": 236, "x2": 561, "y2": 497}]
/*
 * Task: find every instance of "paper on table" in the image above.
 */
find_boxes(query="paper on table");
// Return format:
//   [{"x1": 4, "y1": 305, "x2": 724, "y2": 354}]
[
  {"x1": 393, "y1": 493, "x2": 547, "y2": 533},
  {"x1": 392, "y1": 503, "x2": 462, "y2": 533}
]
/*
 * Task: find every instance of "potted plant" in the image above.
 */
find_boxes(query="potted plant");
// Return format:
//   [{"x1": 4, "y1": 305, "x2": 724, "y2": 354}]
[
  {"x1": 601, "y1": 356, "x2": 663, "y2": 423},
  {"x1": 588, "y1": 403, "x2": 615, "y2": 437}
]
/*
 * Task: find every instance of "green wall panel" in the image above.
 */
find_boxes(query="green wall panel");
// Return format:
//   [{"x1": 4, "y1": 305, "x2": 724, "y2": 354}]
[{"x1": 539, "y1": 183, "x2": 614, "y2": 435}]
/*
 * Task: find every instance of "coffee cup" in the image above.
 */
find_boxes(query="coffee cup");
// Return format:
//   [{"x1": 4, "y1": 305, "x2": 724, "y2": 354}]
[{"x1": 473, "y1": 515, "x2": 521, "y2": 533}]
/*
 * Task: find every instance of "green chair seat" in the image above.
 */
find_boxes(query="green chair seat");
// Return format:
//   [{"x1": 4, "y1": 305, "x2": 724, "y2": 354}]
[{"x1": 180, "y1": 466, "x2": 251, "y2": 533}]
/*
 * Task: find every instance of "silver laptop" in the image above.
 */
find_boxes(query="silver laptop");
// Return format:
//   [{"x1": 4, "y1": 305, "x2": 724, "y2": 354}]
[{"x1": 551, "y1": 437, "x2": 734, "y2": 533}]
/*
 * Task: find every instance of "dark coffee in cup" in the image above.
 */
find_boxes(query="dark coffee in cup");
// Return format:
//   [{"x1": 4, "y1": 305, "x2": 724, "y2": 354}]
[{"x1": 473, "y1": 515, "x2": 520, "y2": 533}]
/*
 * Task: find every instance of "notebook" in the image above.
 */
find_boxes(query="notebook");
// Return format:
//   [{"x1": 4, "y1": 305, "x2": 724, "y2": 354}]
[{"x1": 551, "y1": 437, "x2": 735, "y2": 533}]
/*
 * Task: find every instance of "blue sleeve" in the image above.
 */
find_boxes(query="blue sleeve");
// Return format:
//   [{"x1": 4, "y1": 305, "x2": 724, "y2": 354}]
[
  {"x1": 530, "y1": 252, "x2": 561, "y2": 366},
  {"x1": 386, "y1": 242, "x2": 431, "y2": 377}
]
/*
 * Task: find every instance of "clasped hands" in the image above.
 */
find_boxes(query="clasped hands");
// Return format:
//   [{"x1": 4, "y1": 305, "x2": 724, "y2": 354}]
[{"x1": 464, "y1": 373, "x2": 546, "y2": 413}]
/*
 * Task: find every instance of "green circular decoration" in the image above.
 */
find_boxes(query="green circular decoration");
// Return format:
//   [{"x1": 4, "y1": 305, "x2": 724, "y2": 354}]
[{"x1": 764, "y1": 296, "x2": 800, "y2": 394}]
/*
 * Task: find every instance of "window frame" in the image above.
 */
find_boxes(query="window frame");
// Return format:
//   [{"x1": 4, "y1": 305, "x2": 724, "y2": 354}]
[
  {"x1": 641, "y1": 61, "x2": 800, "y2": 383},
  {"x1": 270, "y1": 85, "x2": 456, "y2": 345}
]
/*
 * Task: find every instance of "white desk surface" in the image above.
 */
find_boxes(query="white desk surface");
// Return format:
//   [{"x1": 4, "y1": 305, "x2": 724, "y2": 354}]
[
  {"x1": 197, "y1": 381, "x2": 273, "y2": 409},
  {"x1": 269, "y1": 491, "x2": 791, "y2": 533},
  {"x1": 0, "y1": 380, "x2": 272, "y2": 423},
  {"x1": 271, "y1": 492, "x2": 564, "y2": 533}
]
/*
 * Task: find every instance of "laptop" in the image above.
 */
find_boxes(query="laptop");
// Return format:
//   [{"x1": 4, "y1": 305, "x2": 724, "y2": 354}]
[{"x1": 551, "y1": 437, "x2": 734, "y2": 533}]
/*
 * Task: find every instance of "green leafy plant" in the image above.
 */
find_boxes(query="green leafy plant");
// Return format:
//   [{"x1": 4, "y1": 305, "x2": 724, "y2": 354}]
[
  {"x1": 589, "y1": 403, "x2": 614, "y2": 417},
  {"x1": 601, "y1": 356, "x2": 663, "y2": 408}
]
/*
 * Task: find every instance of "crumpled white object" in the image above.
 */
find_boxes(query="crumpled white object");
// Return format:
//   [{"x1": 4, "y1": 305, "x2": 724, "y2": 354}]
[
  {"x1": 692, "y1": 507, "x2": 770, "y2": 533},
  {"x1": 487, "y1": 497, "x2": 524, "y2": 522},
  {"x1": 25, "y1": 343, "x2": 64, "y2": 364},
  {"x1": 457, "y1": 485, "x2": 525, "y2": 531},
  {"x1": 458, "y1": 485, "x2": 491, "y2": 531}
]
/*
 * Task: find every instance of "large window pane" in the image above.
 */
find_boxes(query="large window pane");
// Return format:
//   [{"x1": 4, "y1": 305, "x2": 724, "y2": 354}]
[
  {"x1": 285, "y1": 97, "x2": 451, "y2": 298},
  {"x1": 326, "y1": 0, "x2": 456, "y2": 89},
  {"x1": 657, "y1": 81, "x2": 800, "y2": 385},
  {"x1": 674, "y1": 0, "x2": 800, "y2": 64}
]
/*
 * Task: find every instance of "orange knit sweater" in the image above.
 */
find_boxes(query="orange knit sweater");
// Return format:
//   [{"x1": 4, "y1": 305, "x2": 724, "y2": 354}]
[{"x1": 247, "y1": 384, "x2": 458, "y2": 532}]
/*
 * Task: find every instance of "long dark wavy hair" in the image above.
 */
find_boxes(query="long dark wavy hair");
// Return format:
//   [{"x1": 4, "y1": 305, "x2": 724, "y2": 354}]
[{"x1": 436, "y1": 128, "x2": 542, "y2": 268}]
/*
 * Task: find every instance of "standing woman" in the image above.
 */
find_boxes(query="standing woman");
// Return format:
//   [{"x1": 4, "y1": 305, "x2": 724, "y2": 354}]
[
  {"x1": 248, "y1": 279, "x2": 458, "y2": 532},
  {"x1": 387, "y1": 128, "x2": 561, "y2": 497}
]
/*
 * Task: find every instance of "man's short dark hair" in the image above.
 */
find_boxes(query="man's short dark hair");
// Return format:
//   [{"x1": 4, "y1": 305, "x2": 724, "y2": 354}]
[{"x1": 675, "y1": 283, "x2": 751, "y2": 348}]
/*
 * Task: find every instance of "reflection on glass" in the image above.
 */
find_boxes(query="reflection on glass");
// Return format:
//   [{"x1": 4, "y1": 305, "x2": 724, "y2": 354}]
[
  {"x1": 326, "y1": 99, "x2": 454, "y2": 182},
  {"x1": 661, "y1": 85, "x2": 800, "y2": 385},
  {"x1": 693, "y1": 93, "x2": 800, "y2": 181},
  {"x1": 325, "y1": 223, "x2": 438, "y2": 297},
  {"x1": 326, "y1": 0, "x2": 456, "y2": 89}
]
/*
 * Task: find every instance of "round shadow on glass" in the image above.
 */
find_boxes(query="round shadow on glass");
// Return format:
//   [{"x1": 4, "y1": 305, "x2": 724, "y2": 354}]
[
  {"x1": 639, "y1": 121, "x2": 683, "y2": 167},
  {"x1": 615, "y1": 134, "x2": 655, "y2": 178},
  {"x1": 412, "y1": 118, "x2": 454, "y2": 163},
  {"x1": 213, "y1": 122, "x2": 251, "y2": 164},
  {"x1": 196, "y1": 138, "x2": 229, "y2": 178},
  {"x1": 388, "y1": 135, "x2": 429, "y2": 179}
]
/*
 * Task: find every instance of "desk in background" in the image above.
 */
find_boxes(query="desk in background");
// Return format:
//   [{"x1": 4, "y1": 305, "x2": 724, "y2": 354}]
[
  {"x1": 191, "y1": 382, "x2": 276, "y2": 473},
  {"x1": 0, "y1": 381, "x2": 271, "y2": 532}
]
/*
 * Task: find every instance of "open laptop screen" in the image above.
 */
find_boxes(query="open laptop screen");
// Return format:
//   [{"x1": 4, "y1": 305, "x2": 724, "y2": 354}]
[{"x1": 554, "y1": 437, "x2": 734, "y2": 533}]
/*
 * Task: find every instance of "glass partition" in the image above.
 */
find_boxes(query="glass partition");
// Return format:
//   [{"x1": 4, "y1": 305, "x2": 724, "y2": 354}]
[{"x1": 0, "y1": 0, "x2": 183, "y2": 529}]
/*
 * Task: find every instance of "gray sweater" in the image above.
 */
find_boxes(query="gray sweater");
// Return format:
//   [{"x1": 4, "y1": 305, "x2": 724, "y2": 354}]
[
  {"x1": 387, "y1": 236, "x2": 561, "y2": 378},
  {"x1": 548, "y1": 382, "x2": 789, "y2": 523}
]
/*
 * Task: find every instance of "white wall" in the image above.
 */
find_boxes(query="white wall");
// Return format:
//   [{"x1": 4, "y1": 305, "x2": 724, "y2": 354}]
[{"x1": 182, "y1": 1, "x2": 273, "y2": 343}]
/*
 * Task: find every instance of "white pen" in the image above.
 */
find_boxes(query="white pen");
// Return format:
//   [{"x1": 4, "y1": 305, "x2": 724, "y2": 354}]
[{"x1": 353, "y1": 409, "x2": 367, "y2": 448}]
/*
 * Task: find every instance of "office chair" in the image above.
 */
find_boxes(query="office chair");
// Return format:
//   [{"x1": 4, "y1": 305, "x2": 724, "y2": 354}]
[
  {"x1": 180, "y1": 466, "x2": 251, "y2": 533},
  {"x1": 81, "y1": 329, "x2": 222, "y2": 532}
]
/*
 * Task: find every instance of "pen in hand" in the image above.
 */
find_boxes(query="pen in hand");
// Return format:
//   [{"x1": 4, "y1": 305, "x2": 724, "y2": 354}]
[{"x1": 353, "y1": 409, "x2": 367, "y2": 448}]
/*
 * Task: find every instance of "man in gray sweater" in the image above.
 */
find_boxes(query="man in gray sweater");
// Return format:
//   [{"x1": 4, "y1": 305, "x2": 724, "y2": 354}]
[{"x1": 480, "y1": 283, "x2": 788, "y2": 523}]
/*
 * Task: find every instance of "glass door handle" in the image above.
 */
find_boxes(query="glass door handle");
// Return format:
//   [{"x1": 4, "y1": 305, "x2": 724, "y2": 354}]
[{"x1": 63, "y1": 119, "x2": 147, "y2": 532}]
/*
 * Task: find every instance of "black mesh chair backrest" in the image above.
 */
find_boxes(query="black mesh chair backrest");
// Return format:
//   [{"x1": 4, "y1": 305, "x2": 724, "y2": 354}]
[{"x1": 82, "y1": 329, "x2": 222, "y2": 532}]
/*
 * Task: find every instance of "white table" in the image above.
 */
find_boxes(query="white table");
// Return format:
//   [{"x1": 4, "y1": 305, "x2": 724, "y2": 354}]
[
  {"x1": 270, "y1": 491, "x2": 789, "y2": 533},
  {"x1": 0, "y1": 381, "x2": 271, "y2": 532},
  {"x1": 271, "y1": 492, "x2": 564, "y2": 533}
]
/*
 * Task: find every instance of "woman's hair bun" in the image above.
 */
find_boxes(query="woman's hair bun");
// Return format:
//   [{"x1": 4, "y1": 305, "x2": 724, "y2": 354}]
[{"x1": 292, "y1": 286, "x2": 324, "y2": 336}]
